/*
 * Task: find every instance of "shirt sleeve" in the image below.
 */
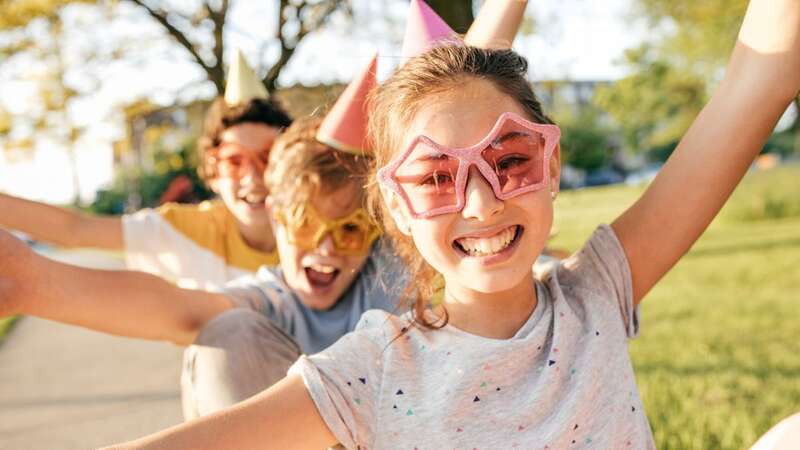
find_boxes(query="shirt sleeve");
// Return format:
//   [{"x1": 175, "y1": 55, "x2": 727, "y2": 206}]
[
  {"x1": 288, "y1": 311, "x2": 388, "y2": 449},
  {"x1": 121, "y1": 207, "x2": 180, "y2": 280},
  {"x1": 222, "y1": 269, "x2": 294, "y2": 332},
  {"x1": 562, "y1": 224, "x2": 639, "y2": 338}
]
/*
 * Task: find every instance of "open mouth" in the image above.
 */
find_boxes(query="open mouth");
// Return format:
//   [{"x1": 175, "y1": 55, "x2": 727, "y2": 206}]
[
  {"x1": 304, "y1": 263, "x2": 341, "y2": 290},
  {"x1": 239, "y1": 192, "x2": 267, "y2": 208},
  {"x1": 453, "y1": 225, "x2": 523, "y2": 258}
]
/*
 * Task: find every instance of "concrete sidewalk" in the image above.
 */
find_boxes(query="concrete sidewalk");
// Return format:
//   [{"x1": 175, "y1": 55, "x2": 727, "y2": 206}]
[{"x1": 0, "y1": 249, "x2": 185, "y2": 449}]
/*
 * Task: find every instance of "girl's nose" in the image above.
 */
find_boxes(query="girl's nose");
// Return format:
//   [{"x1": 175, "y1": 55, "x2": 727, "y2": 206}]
[{"x1": 461, "y1": 166, "x2": 504, "y2": 221}]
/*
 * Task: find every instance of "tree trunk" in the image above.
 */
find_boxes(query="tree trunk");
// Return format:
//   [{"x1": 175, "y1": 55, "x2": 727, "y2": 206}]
[
  {"x1": 427, "y1": 0, "x2": 475, "y2": 33},
  {"x1": 67, "y1": 147, "x2": 82, "y2": 207}
]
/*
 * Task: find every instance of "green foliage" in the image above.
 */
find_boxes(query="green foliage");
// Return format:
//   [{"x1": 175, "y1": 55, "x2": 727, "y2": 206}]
[
  {"x1": 0, "y1": 316, "x2": 18, "y2": 342},
  {"x1": 763, "y1": 130, "x2": 798, "y2": 158},
  {"x1": 550, "y1": 164, "x2": 800, "y2": 450},
  {"x1": 592, "y1": 0, "x2": 780, "y2": 156},
  {"x1": 720, "y1": 165, "x2": 800, "y2": 222},
  {"x1": 427, "y1": 0, "x2": 473, "y2": 33},
  {"x1": 636, "y1": 0, "x2": 747, "y2": 71},
  {"x1": 593, "y1": 45, "x2": 708, "y2": 153},
  {"x1": 553, "y1": 107, "x2": 615, "y2": 171},
  {"x1": 88, "y1": 141, "x2": 214, "y2": 215},
  {"x1": 645, "y1": 140, "x2": 678, "y2": 163},
  {"x1": 0, "y1": 0, "x2": 92, "y2": 29}
]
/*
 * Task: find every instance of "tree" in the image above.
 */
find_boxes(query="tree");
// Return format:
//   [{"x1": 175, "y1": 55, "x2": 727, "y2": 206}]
[
  {"x1": 0, "y1": 0, "x2": 353, "y2": 204},
  {"x1": 594, "y1": 0, "x2": 800, "y2": 156},
  {"x1": 1, "y1": 0, "x2": 351, "y2": 95},
  {"x1": 118, "y1": 0, "x2": 351, "y2": 93},
  {"x1": 0, "y1": 4, "x2": 98, "y2": 204},
  {"x1": 0, "y1": 0, "x2": 481, "y2": 205},
  {"x1": 594, "y1": 44, "x2": 707, "y2": 153},
  {"x1": 555, "y1": 106, "x2": 616, "y2": 171},
  {"x1": 427, "y1": 0, "x2": 474, "y2": 33},
  {"x1": 635, "y1": 0, "x2": 747, "y2": 72}
]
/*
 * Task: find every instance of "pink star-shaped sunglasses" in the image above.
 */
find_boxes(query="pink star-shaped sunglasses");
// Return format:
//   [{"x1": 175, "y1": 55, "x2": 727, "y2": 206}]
[{"x1": 377, "y1": 112, "x2": 561, "y2": 219}]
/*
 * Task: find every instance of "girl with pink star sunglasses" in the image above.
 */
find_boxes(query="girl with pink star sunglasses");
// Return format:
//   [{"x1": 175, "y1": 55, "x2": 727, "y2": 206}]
[{"x1": 102, "y1": 0, "x2": 800, "y2": 448}]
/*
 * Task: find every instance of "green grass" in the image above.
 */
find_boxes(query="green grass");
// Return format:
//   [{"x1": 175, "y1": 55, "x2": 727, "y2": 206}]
[
  {"x1": 0, "y1": 316, "x2": 18, "y2": 342},
  {"x1": 549, "y1": 164, "x2": 800, "y2": 450}
]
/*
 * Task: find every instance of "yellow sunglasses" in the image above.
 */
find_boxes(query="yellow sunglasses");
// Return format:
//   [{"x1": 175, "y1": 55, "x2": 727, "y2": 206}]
[{"x1": 276, "y1": 204, "x2": 381, "y2": 255}]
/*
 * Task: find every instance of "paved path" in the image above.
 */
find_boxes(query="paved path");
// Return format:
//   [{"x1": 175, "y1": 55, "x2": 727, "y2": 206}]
[{"x1": 0, "y1": 249, "x2": 184, "y2": 450}]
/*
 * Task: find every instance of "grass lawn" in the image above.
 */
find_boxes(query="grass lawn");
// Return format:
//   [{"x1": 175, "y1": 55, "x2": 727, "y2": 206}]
[
  {"x1": 549, "y1": 164, "x2": 800, "y2": 450},
  {"x1": 0, "y1": 316, "x2": 18, "y2": 342}
]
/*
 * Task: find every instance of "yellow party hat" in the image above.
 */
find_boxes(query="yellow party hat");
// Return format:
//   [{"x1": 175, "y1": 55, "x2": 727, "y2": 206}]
[{"x1": 224, "y1": 48, "x2": 268, "y2": 106}]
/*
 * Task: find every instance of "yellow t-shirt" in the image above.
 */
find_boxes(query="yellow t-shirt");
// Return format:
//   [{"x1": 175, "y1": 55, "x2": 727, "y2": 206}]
[{"x1": 122, "y1": 200, "x2": 278, "y2": 290}]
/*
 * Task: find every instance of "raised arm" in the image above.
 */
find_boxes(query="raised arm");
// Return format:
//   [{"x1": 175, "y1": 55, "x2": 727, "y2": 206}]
[
  {"x1": 101, "y1": 374, "x2": 337, "y2": 450},
  {"x1": 0, "y1": 192, "x2": 123, "y2": 249},
  {"x1": 612, "y1": 0, "x2": 800, "y2": 304},
  {"x1": 0, "y1": 228, "x2": 232, "y2": 346},
  {"x1": 465, "y1": 0, "x2": 528, "y2": 49}
]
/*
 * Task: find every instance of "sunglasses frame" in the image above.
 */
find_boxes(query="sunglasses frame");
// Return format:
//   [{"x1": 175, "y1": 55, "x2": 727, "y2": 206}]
[
  {"x1": 209, "y1": 143, "x2": 271, "y2": 178},
  {"x1": 276, "y1": 203, "x2": 381, "y2": 255},
  {"x1": 377, "y1": 111, "x2": 561, "y2": 219}
]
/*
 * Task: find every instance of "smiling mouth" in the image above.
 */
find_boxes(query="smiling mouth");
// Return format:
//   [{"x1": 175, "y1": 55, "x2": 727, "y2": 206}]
[
  {"x1": 304, "y1": 263, "x2": 340, "y2": 289},
  {"x1": 239, "y1": 192, "x2": 266, "y2": 207},
  {"x1": 453, "y1": 225, "x2": 522, "y2": 257}
]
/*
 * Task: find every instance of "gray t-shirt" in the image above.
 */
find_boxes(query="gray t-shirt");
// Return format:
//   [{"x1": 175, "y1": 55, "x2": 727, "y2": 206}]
[
  {"x1": 223, "y1": 240, "x2": 407, "y2": 354},
  {"x1": 289, "y1": 225, "x2": 655, "y2": 449}
]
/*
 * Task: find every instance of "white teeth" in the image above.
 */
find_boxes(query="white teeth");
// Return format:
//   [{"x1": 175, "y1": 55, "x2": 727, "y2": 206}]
[
  {"x1": 456, "y1": 226, "x2": 518, "y2": 256},
  {"x1": 243, "y1": 193, "x2": 265, "y2": 203},
  {"x1": 308, "y1": 264, "x2": 336, "y2": 274}
]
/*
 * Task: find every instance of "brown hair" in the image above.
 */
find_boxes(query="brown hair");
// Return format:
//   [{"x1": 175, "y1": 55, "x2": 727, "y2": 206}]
[
  {"x1": 198, "y1": 97, "x2": 293, "y2": 182},
  {"x1": 265, "y1": 116, "x2": 371, "y2": 218},
  {"x1": 367, "y1": 44, "x2": 554, "y2": 330}
]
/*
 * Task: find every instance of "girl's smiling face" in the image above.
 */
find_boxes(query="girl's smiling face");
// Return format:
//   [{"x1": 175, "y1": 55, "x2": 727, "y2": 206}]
[{"x1": 384, "y1": 78, "x2": 560, "y2": 296}]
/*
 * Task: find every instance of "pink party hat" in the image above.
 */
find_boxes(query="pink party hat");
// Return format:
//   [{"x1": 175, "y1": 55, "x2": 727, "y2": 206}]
[
  {"x1": 316, "y1": 54, "x2": 378, "y2": 155},
  {"x1": 465, "y1": 0, "x2": 528, "y2": 49},
  {"x1": 401, "y1": 0, "x2": 456, "y2": 59}
]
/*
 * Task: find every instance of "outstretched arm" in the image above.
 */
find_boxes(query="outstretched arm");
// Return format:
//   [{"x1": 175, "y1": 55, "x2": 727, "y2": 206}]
[
  {"x1": 0, "y1": 228, "x2": 232, "y2": 346},
  {"x1": 101, "y1": 374, "x2": 337, "y2": 450},
  {"x1": 612, "y1": 0, "x2": 800, "y2": 304},
  {"x1": 465, "y1": 0, "x2": 528, "y2": 49},
  {"x1": 0, "y1": 193, "x2": 123, "y2": 249}
]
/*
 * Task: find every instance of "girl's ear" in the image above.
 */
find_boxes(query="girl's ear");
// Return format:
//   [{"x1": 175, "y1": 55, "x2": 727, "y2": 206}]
[
  {"x1": 381, "y1": 186, "x2": 413, "y2": 236},
  {"x1": 549, "y1": 143, "x2": 562, "y2": 195}
]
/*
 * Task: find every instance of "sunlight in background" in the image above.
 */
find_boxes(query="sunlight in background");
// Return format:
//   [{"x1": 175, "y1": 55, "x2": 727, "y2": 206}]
[{"x1": 0, "y1": 0, "x2": 643, "y2": 204}]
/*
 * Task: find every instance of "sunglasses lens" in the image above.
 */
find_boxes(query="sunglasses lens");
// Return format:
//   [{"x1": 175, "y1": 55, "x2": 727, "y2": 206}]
[
  {"x1": 481, "y1": 121, "x2": 546, "y2": 195},
  {"x1": 290, "y1": 213, "x2": 320, "y2": 248},
  {"x1": 394, "y1": 142, "x2": 460, "y2": 215},
  {"x1": 285, "y1": 207, "x2": 375, "y2": 253},
  {"x1": 332, "y1": 221, "x2": 370, "y2": 252},
  {"x1": 216, "y1": 145, "x2": 269, "y2": 177}
]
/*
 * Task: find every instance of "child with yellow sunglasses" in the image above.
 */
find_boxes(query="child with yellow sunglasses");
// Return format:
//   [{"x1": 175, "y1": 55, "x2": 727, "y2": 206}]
[{"x1": 0, "y1": 117, "x2": 406, "y2": 421}]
